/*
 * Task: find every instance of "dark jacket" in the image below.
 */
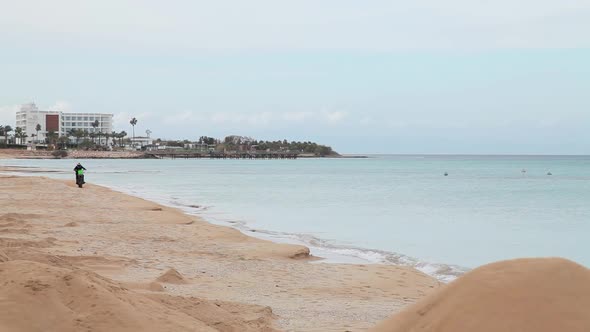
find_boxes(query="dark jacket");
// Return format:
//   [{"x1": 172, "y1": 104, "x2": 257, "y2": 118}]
[{"x1": 74, "y1": 165, "x2": 86, "y2": 173}]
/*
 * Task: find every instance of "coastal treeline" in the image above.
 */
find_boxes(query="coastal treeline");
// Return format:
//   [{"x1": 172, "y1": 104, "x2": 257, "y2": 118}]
[
  {"x1": 0, "y1": 123, "x2": 130, "y2": 150},
  {"x1": 203, "y1": 135, "x2": 336, "y2": 156},
  {"x1": 1, "y1": 122, "x2": 337, "y2": 157},
  {"x1": 65, "y1": 129, "x2": 130, "y2": 149},
  {"x1": 252, "y1": 140, "x2": 334, "y2": 156},
  {"x1": 157, "y1": 135, "x2": 336, "y2": 156}
]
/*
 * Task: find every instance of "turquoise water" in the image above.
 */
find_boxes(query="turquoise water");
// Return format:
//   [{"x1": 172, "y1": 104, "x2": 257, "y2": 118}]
[{"x1": 2, "y1": 155, "x2": 589, "y2": 280}]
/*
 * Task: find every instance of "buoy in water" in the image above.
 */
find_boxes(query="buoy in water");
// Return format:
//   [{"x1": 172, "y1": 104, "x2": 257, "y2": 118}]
[
  {"x1": 444, "y1": 172, "x2": 448, "y2": 176},
  {"x1": 547, "y1": 172, "x2": 552, "y2": 176}
]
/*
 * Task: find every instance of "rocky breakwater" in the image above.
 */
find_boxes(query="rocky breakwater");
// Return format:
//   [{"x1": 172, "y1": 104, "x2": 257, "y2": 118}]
[{"x1": 66, "y1": 150, "x2": 153, "y2": 159}]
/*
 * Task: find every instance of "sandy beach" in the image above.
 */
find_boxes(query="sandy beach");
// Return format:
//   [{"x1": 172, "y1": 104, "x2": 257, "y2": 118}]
[
  {"x1": 0, "y1": 175, "x2": 439, "y2": 331},
  {"x1": 3, "y1": 0, "x2": 587, "y2": 329},
  {"x1": 4, "y1": 166, "x2": 589, "y2": 332}
]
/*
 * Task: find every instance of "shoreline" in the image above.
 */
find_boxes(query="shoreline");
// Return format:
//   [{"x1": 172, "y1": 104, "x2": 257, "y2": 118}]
[
  {"x1": 0, "y1": 174, "x2": 439, "y2": 331},
  {"x1": 0, "y1": 163, "x2": 465, "y2": 283},
  {"x1": 158, "y1": 198, "x2": 466, "y2": 282}
]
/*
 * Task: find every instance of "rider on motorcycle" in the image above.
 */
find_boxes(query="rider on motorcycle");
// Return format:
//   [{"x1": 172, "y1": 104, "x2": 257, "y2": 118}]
[{"x1": 74, "y1": 163, "x2": 86, "y2": 186}]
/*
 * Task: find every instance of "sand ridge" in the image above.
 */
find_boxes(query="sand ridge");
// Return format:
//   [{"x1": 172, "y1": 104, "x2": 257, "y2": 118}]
[
  {"x1": 370, "y1": 258, "x2": 590, "y2": 332},
  {"x1": 0, "y1": 259, "x2": 276, "y2": 332},
  {"x1": 157, "y1": 268, "x2": 188, "y2": 284}
]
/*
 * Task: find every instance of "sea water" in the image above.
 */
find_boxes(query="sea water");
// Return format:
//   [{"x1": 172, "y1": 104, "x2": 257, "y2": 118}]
[{"x1": 2, "y1": 155, "x2": 589, "y2": 281}]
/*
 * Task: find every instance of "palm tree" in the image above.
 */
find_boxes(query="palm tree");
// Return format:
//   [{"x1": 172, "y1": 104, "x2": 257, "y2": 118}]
[
  {"x1": 58, "y1": 135, "x2": 69, "y2": 149},
  {"x1": 14, "y1": 127, "x2": 23, "y2": 145},
  {"x1": 113, "y1": 132, "x2": 119, "y2": 147},
  {"x1": 46, "y1": 130, "x2": 58, "y2": 148},
  {"x1": 91, "y1": 120, "x2": 99, "y2": 143},
  {"x1": 91, "y1": 119, "x2": 99, "y2": 132},
  {"x1": 70, "y1": 129, "x2": 84, "y2": 146},
  {"x1": 4, "y1": 125, "x2": 12, "y2": 144},
  {"x1": 0, "y1": 125, "x2": 6, "y2": 146},
  {"x1": 129, "y1": 117, "x2": 137, "y2": 143},
  {"x1": 35, "y1": 124, "x2": 41, "y2": 143},
  {"x1": 66, "y1": 129, "x2": 74, "y2": 146},
  {"x1": 120, "y1": 130, "x2": 127, "y2": 147}
]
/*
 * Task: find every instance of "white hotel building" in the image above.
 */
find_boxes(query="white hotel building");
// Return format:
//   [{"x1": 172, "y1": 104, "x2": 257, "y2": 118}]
[{"x1": 16, "y1": 103, "x2": 113, "y2": 144}]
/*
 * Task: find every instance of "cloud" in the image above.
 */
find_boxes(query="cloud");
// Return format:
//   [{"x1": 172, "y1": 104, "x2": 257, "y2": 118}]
[
  {"x1": 244, "y1": 112, "x2": 273, "y2": 126},
  {"x1": 208, "y1": 112, "x2": 273, "y2": 126},
  {"x1": 159, "y1": 109, "x2": 350, "y2": 129},
  {"x1": 322, "y1": 111, "x2": 347, "y2": 124},
  {"x1": 282, "y1": 111, "x2": 314, "y2": 122},
  {"x1": 161, "y1": 111, "x2": 202, "y2": 125}
]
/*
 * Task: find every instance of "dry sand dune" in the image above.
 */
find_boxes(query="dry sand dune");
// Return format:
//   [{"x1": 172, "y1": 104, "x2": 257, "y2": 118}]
[
  {"x1": 0, "y1": 260, "x2": 276, "y2": 332},
  {"x1": 370, "y1": 258, "x2": 590, "y2": 332}
]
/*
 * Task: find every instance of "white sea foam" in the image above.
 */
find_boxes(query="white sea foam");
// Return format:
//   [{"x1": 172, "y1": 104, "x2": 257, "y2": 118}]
[{"x1": 111, "y1": 188, "x2": 468, "y2": 282}]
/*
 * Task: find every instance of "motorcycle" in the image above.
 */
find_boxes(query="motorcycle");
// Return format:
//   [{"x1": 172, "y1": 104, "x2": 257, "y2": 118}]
[{"x1": 76, "y1": 173, "x2": 85, "y2": 188}]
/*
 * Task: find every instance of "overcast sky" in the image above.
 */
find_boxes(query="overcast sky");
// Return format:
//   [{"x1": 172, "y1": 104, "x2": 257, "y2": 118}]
[{"x1": 1, "y1": 0, "x2": 589, "y2": 153}]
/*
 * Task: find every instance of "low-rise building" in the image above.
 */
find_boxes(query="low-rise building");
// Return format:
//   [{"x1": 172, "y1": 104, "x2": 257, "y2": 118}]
[
  {"x1": 129, "y1": 136, "x2": 153, "y2": 148},
  {"x1": 15, "y1": 103, "x2": 113, "y2": 144}
]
